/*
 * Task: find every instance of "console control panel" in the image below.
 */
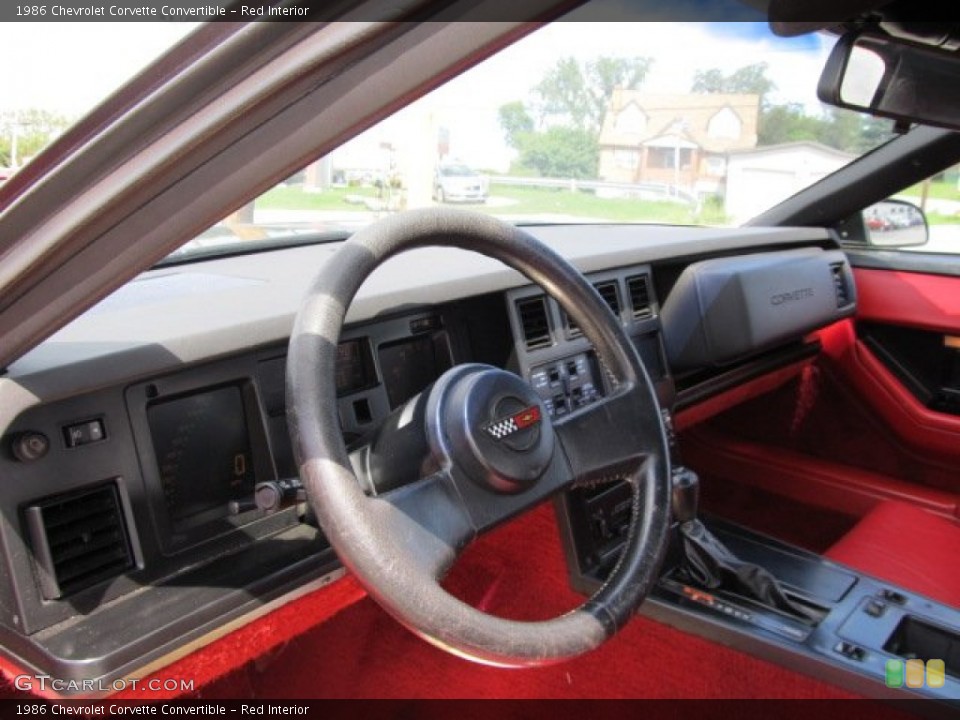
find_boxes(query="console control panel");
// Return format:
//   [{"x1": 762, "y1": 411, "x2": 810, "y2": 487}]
[{"x1": 529, "y1": 353, "x2": 599, "y2": 417}]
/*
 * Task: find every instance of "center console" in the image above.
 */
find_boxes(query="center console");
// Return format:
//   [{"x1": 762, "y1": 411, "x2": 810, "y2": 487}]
[{"x1": 556, "y1": 470, "x2": 960, "y2": 701}]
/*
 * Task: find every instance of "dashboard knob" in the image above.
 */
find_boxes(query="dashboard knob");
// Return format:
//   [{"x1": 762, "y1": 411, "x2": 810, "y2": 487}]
[{"x1": 11, "y1": 432, "x2": 50, "y2": 462}]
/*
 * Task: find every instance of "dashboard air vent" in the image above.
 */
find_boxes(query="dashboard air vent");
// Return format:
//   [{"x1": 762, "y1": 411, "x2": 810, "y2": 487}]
[
  {"x1": 594, "y1": 281, "x2": 622, "y2": 318},
  {"x1": 24, "y1": 483, "x2": 133, "y2": 600},
  {"x1": 626, "y1": 274, "x2": 653, "y2": 319},
  {"x1": 830, "y1": 262, "x2": 851, "y2": 307},
  {"x1": 516, "y1": 295, "x2": 552, "y2": 350}
]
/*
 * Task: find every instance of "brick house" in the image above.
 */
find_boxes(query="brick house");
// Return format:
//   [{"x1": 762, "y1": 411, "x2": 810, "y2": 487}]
[{"x1": 597, "y1": 88, "x2": 760, "y2": 197}]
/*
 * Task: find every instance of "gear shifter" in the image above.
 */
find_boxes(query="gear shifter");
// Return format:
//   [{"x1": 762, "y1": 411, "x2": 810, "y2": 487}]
[{"x1": 671, "y1": 467, "x2": 820, "y2": 623}]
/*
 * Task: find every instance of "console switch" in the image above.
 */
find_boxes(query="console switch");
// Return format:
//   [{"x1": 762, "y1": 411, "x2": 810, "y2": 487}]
[
  {"x1": 63, "y1": 419, "x2": 106, "y2": 448},
  {"x1": 880, "y1": 589, "x2": 907, "y2": 605},
  {"x1": 834, "y1": 641, "x2": 866, "y2": 661}
]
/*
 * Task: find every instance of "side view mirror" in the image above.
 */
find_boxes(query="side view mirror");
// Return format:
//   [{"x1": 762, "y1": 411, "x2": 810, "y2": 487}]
[
  {"x1": 818, "y1": 32, "x2": 960, "y2": 132},
  {"x1": 863, "y1": 199, "x2": 928, "y2": 248}
]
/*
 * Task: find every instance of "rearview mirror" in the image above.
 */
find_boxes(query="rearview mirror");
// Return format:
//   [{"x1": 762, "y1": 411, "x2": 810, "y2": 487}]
[
  {"x1": 863, "y1": 199, "x2": 928, "y2": 248},
  {"x1": 819, "y1": 32, "x2": 960, "y2": 132}
]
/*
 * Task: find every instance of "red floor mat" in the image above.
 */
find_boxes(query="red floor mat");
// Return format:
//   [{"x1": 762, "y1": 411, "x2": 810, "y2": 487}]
[{"x1": 194, "y1": 503, "x2": 862, "y2": 700}]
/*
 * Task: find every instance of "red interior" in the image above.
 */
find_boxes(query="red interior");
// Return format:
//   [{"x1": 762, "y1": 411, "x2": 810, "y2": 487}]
[
  {"x1": 825, "y1": 500, "x2": 960, "y2": 608},
  {"x1": 5, "y1": 268, "x2": 958, "y2": 703},
  {"x1": 118, "y1": 504, "x2": 859, "y2": 700},
  {"x1": 682, "y1": 327, "x2": 959, "y2": 523}
]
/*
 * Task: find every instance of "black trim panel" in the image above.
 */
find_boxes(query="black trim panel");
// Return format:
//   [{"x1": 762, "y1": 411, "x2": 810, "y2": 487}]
[{"x1": 846, "y1": 250, "x2": 960, "y2": 278}]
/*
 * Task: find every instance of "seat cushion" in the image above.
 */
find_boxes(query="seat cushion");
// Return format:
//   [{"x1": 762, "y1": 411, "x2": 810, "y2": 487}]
[{"x1": 825, "y1": 500, "x2": 960, "y2": 608}]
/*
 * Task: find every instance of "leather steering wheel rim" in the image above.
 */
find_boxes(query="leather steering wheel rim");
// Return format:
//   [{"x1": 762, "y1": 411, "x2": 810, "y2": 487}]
[{"x1": 287, "y1": 208, "x2": 671, "y2": 666}]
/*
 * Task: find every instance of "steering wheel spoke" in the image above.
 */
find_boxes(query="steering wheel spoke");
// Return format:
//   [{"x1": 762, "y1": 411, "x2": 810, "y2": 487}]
[
  {"x1": 375, "y1": 469, "x2": 475, "y2": 580},
  {"x1": 554, "y1": 385, "x2": 657, "y2": 486}
]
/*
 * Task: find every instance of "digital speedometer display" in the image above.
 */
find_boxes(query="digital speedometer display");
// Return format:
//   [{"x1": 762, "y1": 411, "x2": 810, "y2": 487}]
[
  {"x1": 336, "y1": 338, "x2": 376, "y2": 396},
  {"x1": 378, "y1": 333, "x2": 452, "y2": 409},
  {"x1": 147, "y1": 385, "x2": 256, "y2": 533}
]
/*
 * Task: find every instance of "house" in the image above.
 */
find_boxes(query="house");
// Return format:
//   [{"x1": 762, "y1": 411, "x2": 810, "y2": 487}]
[
  {"x1": 725, "y1": 141, "x2": 856, "y2": 223},
  {"x1": 597, "y1": 88, "x2": 760, "y2": 196}
]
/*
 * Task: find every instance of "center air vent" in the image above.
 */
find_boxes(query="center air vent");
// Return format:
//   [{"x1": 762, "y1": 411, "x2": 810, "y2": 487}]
[
  {"x1": 24, "y1": 483, "x2": 134, "y2": 600},
  {"x1": 626, "y1": 274, "x2": 653, "y2": 319},
  {"x1": 567, "y1": 281, "x2": 621, "y2": 337},
  {"x1": 516, "y1": 295, "x2": 552, "y2": 350},
  {"x1": 830, "y1": 262, "x2": 851, "y2": 308},
  {"x1": 594, "y1": 281, "x2": 622, "y2": 318}
]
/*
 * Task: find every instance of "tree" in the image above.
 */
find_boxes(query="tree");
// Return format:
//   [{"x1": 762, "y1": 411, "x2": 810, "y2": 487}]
[
  {"x1": 691, "y1": 68, "x2": 724, "y2": 94},
  {"x1": 0, "y1": 109, "x2": 72, "y2": 167},
  {"x1": 518, "y1": 126, "x2": 599, "y2": 179},
  {"x1": 497, "y1": 101, "x2": 534, "y2": 150},
  {"x1": 533, "y1": 55, "x2": 652, "y2": 133},
  {"x1": 690, "y1": 62, "x2": 775, "y2": 108},
  {"x1": 757, "y1": 103, "x2": 822, "y2": 145},
  {"x1": 584, "y1": 56, "x2": 652, "y2": 131}
]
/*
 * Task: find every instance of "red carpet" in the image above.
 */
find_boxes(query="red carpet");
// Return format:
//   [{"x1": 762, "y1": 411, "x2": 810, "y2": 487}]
[{"x1": 182, "y1": 503, "x2": 863, "y2": 700}]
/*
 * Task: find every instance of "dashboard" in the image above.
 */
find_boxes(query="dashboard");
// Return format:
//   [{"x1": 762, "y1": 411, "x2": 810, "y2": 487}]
[{"x1": 0, "y1": 223, "x2": 854, "y2": 689}]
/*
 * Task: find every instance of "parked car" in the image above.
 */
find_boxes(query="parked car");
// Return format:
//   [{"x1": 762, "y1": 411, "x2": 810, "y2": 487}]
[
  {"x1": 433, "y1": 163, "x2": 488, "y2": 203},
  {"x1": 1, "y1": 0, "x2": 960, "y2": 709}
]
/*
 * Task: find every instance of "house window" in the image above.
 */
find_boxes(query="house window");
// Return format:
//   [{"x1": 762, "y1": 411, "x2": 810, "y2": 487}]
[
  {"x1": 614, "y1": 148, "x2": 640, "y2": 169},
  {"x1": 707, "y1": 107, "x2": 742, "y2": 140},
  {"x1": 648, "y1": 147, "x2": 693, "y2": 170}
]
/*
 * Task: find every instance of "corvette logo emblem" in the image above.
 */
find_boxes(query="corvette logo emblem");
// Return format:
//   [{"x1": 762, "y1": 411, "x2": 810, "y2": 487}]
[{"x1": 483, "y1": 405, "x2": 542, "y2": 440}]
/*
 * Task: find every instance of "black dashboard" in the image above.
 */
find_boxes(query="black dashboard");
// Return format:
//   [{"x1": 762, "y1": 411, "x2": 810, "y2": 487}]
[{"x1": 0, "y1": 223, "x2": 854, "y2": 690}]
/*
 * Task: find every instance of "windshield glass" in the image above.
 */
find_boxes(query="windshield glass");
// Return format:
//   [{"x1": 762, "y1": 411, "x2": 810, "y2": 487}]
[
  {"x1": 184, "y1": 20, "x2": 894, "y2": 254},
  {"x1": 2, "y1": 19, "x2": 897, "y2": 256}
]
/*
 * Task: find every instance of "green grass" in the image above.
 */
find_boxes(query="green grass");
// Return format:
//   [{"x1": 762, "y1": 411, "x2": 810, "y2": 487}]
[
  {"x1": 256, "y1": 184, "x2": 379, "y2": 211},
  {"x1": 254, "y1": 182, "x2": 728, "y2": 226},
  {"x1": 927, "y1": 211, "x2": 960, "y2": 225},
  {"x1": 900, "y1": 180, "x2": 960, "y2": 202}
]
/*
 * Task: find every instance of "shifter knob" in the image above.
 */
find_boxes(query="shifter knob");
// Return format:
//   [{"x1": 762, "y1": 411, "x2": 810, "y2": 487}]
[{"x1": 671, "y1": 466, "x2": 700, "y2": 523}]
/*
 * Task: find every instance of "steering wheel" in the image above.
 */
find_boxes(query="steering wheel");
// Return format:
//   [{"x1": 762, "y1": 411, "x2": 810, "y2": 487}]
[{"x1": 286, "y1": 208, "x2": 671, "y2": 666}]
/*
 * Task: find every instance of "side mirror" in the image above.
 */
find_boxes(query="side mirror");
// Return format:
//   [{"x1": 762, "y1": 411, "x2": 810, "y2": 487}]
[
  {"x1": 863, "y1": 199, "x2": 928, "y2": 248},
  {"x1": 818, "y1": 32, "x2": 960, "y2": 132}
]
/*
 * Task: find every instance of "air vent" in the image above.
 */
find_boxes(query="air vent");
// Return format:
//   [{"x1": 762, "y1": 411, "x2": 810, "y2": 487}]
[
  {"x1": 24, "y1": 483, "x2": 134, "y2": 600},
  {"x1": 626, "y1": 274, "x2": 653, "y2": 319},
  {"x1": 566, "y1": 281, "x2": 621, "y2": 336},
  {"x1": 830, "y1": 262, "x2": 851, "y2": 307},
  {"x1": 594, "y1": 281, "x2": 622, "y2": 318},
  {"x1": 516, "y1": 295, "x2": 552, "y2": 350}
]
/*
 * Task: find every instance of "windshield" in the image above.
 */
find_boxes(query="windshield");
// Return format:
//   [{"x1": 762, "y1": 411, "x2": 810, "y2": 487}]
[
  {"x1": 187, "y1": 21, "x2": 894, "y2": 254},
  {"x1": 2, "y1": 19, "x2": 897, "y2": 258}
]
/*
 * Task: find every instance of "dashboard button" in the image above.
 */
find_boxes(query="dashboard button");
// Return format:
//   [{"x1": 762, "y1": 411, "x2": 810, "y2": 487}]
[{"x1": 63, "y1": 419, "x2": 106, "y2": 448}]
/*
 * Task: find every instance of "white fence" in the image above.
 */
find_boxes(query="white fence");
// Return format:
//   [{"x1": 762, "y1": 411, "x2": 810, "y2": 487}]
[{"x1": 487, "y1": 175, "x2": 698, "y2": 205}]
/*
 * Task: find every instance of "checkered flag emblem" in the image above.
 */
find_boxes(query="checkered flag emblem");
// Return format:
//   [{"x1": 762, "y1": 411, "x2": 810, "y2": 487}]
[{"x1": 483, "y1": 405, "x2": 541, "y2": 440}]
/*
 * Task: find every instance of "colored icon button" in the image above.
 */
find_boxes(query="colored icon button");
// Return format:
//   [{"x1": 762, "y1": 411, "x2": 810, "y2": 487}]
[
  {"x1": 905, "y1": 658, "x2": 925, "y2": 688},
  {"x1": 885, "y1": 659, "x2": 904, "y2": 688},
  {"x1": 927, "y1": 659, "x2": 945, "y2": 689}
]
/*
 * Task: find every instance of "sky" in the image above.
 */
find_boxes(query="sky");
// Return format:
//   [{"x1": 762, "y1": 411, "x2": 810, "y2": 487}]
[
  {"x1": 357, "y1": 22, "x2": 834, "y2": 171},
  {"x1": 0, "y1": 20, "x2": 835, "y2": 172},
  {"x1": 0, "y1": 23, "x2": 199, "y2": 117}
]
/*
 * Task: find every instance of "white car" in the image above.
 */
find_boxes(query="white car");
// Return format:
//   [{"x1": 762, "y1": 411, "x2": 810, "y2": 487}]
[{"x1": 433, "y1": 164, "x2": 488, "y2": 203}]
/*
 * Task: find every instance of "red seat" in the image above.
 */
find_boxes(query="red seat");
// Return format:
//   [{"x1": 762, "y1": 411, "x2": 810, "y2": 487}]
[{"x1": 825, "y1": 500, "x2": 960, "y2": 608}]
